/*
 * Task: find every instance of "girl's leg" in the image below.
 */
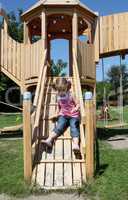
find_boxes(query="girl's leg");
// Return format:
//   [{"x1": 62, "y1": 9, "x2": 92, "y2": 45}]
[
  {"x1": 70, "y1": 117, "x2": 80, "y2": 152},
  {"x1": 42, "y1": 131, "x2": 58, "y2": 147},
  {"x1": 42, "y1": 116, "x2": 69, "y2": 147},
  {"x1": 72, "y1": 137, "x2": 80, "y2": 152}
]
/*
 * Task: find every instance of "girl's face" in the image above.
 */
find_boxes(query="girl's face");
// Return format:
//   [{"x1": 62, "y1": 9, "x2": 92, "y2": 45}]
[{"x1": 58, "y1": 90, "x2": 67, "y2": 97}]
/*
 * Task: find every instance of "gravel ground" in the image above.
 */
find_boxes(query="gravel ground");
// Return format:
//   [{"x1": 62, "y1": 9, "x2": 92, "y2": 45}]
[{"x1": 0, "y1": 193, "x2": 86, "y2": 200}]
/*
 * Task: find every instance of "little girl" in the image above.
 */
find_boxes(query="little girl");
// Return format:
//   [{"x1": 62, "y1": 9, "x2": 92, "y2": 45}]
[{"x1": 43, "y1": 77, "x2": 80, "y2": 152}]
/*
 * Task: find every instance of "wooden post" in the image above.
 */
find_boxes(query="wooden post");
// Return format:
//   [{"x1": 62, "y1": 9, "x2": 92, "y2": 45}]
[
  {"x1": 41, "y1": 9, "x2": 47, "y2": 51},
  {"x1": 84, "y1": 92, "x2": 94, "y2": 179},
  {"x1": 69, "y1": 39, "x2": 72, "y2": 75},
  {"x1": 3, "y1": 19, "x2": 8, "y2": 33},
  {"x1": 24, "y1": 22, "x2": 30, "y2": 44},
  {"x1": 23, "y1": 91, "x2": 32, "y2": 183},
  {"x1": 72, "y1": 10, "x2": 78, "y2": 56}
]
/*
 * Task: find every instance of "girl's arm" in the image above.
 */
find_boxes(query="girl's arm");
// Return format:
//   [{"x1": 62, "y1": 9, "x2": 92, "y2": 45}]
[
  {"x1": 49, "y1": 102, "x2": 60, "y2": 121},
  {"x1": 71, "y1": 95, "x2": 80, "y2": 112}
]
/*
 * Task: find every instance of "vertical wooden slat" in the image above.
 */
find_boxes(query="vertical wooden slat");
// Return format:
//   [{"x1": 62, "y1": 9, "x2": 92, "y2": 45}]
[
  {"x1": 54, "y1": 139, "x2": 63, "y2": 187},
  {"x1": 8, "y1": 37, "x2": 11, "y2": 73},
  {"x1": 1, "y1": 29, "x2": 4, "y2": 67},
  {"x1": 94, "y1": 17, "x2": 99, "y2": 63},
  {"x1": 17, "y1": 43, "x2": 21, "y2": 80},
  {"x1": 21, "y1": 44, "x2": 25, "y2": 84},
  {"x1": 12, "y1": 40, "x2": 16, "y2": 77},
  {"x1": 4, "y1": 29, "x2": 7, "y2": 70},
  {"x1": 64, "y1": 137, "x2": 72, "y2": 186}
]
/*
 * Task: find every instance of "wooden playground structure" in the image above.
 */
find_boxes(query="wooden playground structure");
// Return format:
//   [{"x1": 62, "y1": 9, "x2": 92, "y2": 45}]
[{"x1": 0, "y1": 0, "x2": 128, "y2": 189}]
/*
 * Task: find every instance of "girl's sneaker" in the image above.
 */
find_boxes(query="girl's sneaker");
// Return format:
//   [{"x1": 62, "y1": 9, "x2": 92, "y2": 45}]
[
  {"x1": 72, "y1": 143, "x2": 80, "y2": 154},
  {"x1": 42, "y1": 138, "x2": 52, "y2": 147}
]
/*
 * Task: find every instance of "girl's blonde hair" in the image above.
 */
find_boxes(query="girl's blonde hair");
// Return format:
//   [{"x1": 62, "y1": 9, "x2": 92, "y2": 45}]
[{"x1": 53, "y1": 78, "x2": 70, "y2": 92}]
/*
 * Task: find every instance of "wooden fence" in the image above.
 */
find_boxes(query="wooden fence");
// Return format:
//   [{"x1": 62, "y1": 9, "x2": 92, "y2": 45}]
[
  {"x1": 77, "y1": 40, "x2": 95, "y2": 80},
  {"x1": 0, "y1": 28, "x2": 24, "y2": 85},
  {"x1": 100, "y1": 12, "x2": 128, "y2": 56},
  {"x1": 0, "y1": 28, "x2": 43, "y2": 86},
  {"x1": 24, "y1": 40, "x2": 43, "y2": 80}
]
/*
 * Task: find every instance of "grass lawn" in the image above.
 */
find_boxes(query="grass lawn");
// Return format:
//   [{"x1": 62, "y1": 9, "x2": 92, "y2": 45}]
[
  {"x1": 80, "y1": 140, "x2": 128, "y2": 200},
  {"x1": 0, "y1": 113, "x2": 22, "y2": 129},
  {"x1": 0, "y1": 139, "x2": 31, "y2": 197},
  {"x1": 0, "y1": 137, "x2": 128, "y2": 199},
  {"x1": 0, "y1": 113, "x2": 128, "y2": 199}
]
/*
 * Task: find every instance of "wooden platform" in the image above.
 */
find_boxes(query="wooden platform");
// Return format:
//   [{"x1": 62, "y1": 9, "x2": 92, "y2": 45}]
[{"x1": 32, "y1": 78, "x2": 86, "y2": 189}]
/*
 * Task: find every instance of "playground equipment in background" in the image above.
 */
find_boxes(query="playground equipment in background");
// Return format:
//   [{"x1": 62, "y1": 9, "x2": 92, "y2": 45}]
[
  {"x1": 0, "y1": 0, "x2": 128, "y2": 189},
  {"x1": 99, "y1": 55, "x2": 127, "y2": 128}
]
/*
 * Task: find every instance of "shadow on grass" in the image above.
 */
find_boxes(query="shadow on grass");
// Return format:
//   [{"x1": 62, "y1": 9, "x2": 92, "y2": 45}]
[
  {"x1": 97, "y1": 127, "x2": 128, "y2": 140},
  {"x1": 95, "y1": 127, "x2": 128, "y2": 176},
  {"x1": 0, "y1": 130, "x2": 22, "y2": 139},
  {"x1": 95, "y1": 138, "x2": 108, "y2": 176}
]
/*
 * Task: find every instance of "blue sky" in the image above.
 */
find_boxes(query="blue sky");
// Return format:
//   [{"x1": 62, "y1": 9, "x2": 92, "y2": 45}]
[
  {"x1": 1, "y1": 0, "x2": 128, "y2": 15},
  {"x1": 0, "y1": 0, "x2": 128, "y2": 80}
]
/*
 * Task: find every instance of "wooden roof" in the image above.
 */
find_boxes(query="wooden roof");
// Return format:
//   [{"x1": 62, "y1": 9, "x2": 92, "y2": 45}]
[{"x1": 22, "y1": 0, "x2": 98, "y2": 19}]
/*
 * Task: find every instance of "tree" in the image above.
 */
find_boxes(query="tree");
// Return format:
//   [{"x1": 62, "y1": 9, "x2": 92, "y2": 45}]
[
  {"x1": 96, "y1": 81, "x2": 112, "y2": 105},
  {"x1": 50, "y1": 59, "x2": 68, "y2": 76},
  {"x1": 107, "y1": 65, "x2": 128, "y2": 95},
  {"x1": 7, "y1": 9, "x2": 23, "y2": 42}
]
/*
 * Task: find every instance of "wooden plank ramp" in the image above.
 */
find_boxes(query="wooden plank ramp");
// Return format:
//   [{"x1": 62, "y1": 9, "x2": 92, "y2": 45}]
[{"x1": 32, "y1": 77, "x2": 86, "y2": 189}]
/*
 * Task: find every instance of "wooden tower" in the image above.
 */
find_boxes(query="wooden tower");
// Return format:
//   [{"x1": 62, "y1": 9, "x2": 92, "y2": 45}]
[{"x1": 0, "y1": 0, "x2": 99, "y2": 188}]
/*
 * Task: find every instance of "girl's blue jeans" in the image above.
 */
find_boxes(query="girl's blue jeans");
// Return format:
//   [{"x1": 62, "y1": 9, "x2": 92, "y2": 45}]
[{"x1": 53, "y1": 115, "x2": 80, "y2": 138}]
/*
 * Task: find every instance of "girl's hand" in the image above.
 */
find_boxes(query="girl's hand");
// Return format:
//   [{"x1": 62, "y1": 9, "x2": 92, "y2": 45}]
[
  {"x1": 71, "y1": 107, "x2": 79, "y2": 113},
  {"x1": 49, "y1": 114, "x2": 59, "y2": 122}
]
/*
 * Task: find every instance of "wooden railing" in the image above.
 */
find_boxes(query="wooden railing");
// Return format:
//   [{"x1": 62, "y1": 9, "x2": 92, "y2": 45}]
[
  {"x1": 23, "y1": 49, "x2": 48, "y2": 182},
  {"x1": 73, "y1": 49, "x2": 95, "y2": 178},
  {"x1": 77, "y1": 40, "x2": 95, "y2": 80},
  {"x1": 0, "y1": 28, "x2": 24, "y2": 86},
  {"x1": 0, "y1": 25, "x2": 43, "y2": 86},
  {"x1": 24, "y1": 40, "x2": 43, "y2": 80},
  {"x1": 72, "y1": 48, "x2": 86, "y2": 153},
  {"x1": 31, "y1": 50, "x2": 47, "y2": 161}
]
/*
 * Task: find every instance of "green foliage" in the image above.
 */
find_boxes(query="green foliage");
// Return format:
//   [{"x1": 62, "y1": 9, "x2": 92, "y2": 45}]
[
  {"x1": 50, "y1": 59, "x2": 68, "y2": 76},
  {"x1": 0, "y1": 73, "x2": 18, "y2": 103},
  {"x1": 7, "y1": 9, "x2": 23, "y2": 42},
  {"x1": 96, "y1": 81, "x2": 112, "y2": 104},
  {"x1": 107, "y1": 64, "x2": 128, "y2": 95},
  {"x1": 0, "y1": 114, "x2": 22, "y2": 128}
]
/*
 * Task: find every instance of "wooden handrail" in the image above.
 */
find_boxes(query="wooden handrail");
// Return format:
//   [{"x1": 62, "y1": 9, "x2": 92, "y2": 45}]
[
  {"x1": 34, "y1": 64, "x2": 48, "y2": 128},
  {"x1": 73, "y1": 48, "x2": 86, "y2": 123},
  {"x1": 72, "y1": 48, "x2": 86, "y2": 153},
  {"x1": 33, "y1": 49, "x2": 47, "y2": 107}
]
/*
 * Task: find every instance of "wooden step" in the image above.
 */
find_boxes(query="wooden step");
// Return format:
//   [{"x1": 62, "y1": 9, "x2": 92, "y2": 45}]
[{"x1": 38, "y1": 160, "x2": 85, "y2": 163}]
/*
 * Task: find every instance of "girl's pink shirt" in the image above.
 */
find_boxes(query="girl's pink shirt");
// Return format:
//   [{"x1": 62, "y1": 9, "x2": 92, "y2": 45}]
[{"x1": 57, "y1": 92, "x2": 80, "y2": 118}]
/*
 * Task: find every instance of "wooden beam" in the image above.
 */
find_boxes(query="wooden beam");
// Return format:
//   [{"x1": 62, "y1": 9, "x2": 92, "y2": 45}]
[
  {"x1": 85, "y1": 100, "x2": 94, "y2": 179},
  {"x1": 41, "y1": 9, "x2": 47, "y2": 51},
  {"x1": 24, "y1": 22, "x2": 30, "y2": 44},
  {"x1": 72, "y1": 10, "x2": 78, "y2": 55},
  {"x1": 23, "y1": 92, "x2": 32, "y2": 183},
  {"x1": 94, "y1": 16, "x2": 99, "y2": 63},
  {"x1": 69, "y1": 39, "x2": 72, "y2": 75}
]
